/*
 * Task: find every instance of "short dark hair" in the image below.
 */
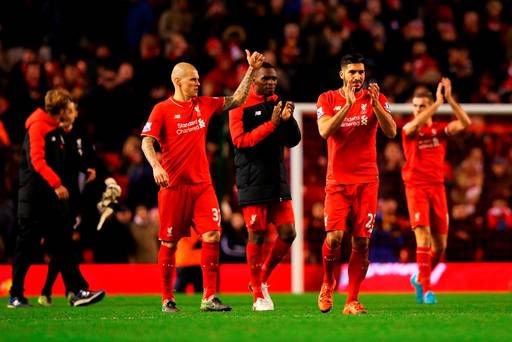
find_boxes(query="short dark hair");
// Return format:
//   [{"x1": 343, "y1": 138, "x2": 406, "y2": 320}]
[
  {"x1": 340, "y1": 53, "x2": 365, "y2": 69},
  {"x1": 413, "y1": 90, "x2": 434, "y2": 101},
  {"x1": 261, "y1": 62, "x2": 275, "y2": 69}
]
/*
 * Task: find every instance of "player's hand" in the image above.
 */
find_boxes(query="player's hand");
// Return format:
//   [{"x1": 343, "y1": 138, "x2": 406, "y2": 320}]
[
  {"x1": 441, "y1": 77, "x2": 453, "y2": 101},
  {"x1": 153, "y1": 164, "x2": 169, "y2": 187},
  {"x1": 246, "y1": 50, "x2": 265, "y2": 70},
  {"x1": 344, "y1": 84, "x2": 356, "y2": 107},
  {"x1": 55, "y1": 185, "x2": 69, "y2": 200},
  {"x1": 369, "y1": 82, "x2": 380, "y2": 106},
  {"x1": 435, "y1": 81, "x2": 444, "y2": 105},
  {"x1": 281, "y1": 101, "x2": 295, "y2": 122},
  {"x1": 271, "y1": 101, "x2": 283, "y2": 125},
  {"x1": 85, "y1": 168, "x2": 96, "y2": 183}
]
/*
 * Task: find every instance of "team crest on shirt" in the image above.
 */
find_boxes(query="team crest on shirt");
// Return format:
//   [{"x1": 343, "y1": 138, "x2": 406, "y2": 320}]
[
  {"x1": 194, "y1": 105, "x2": 202, "y2": 116},
  {"x1": 142, "y1": 122, "x2": 152, "y2": 132},
  {"x1": 361, "y1": 103, "x2": 368, "y2": 114},
  {"x1": 334, "y1": 106, "x2": 342, "y2": 111},
  {"x1": 384, "y1": 102, "x2": 391, "y2": 112},
  {"x1": 316, "y1": 107, "x2": 324, "y2": 118}
]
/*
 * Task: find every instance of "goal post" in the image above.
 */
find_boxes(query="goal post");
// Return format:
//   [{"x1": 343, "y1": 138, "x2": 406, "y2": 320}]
[{"x1": 289, "y1": 102, "x2": 512, "y2": 294}]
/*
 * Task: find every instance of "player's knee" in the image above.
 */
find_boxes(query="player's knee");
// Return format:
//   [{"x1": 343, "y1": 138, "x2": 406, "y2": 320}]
[
  {"x1": 326, "y1": 231, "x2": 343, "y2": 248},
  {"x1": 278, "y1": 224, "x2": 296, "y2": 244},
  {"x1": 352, "y1": 237, "x2": 369, "y2": 253},
  {"x1": 414, "y1": 226, "x2": 431, "y2": 247},
  {"x1": 202, "y1": 230, "x2": 220, "y2": 243}
]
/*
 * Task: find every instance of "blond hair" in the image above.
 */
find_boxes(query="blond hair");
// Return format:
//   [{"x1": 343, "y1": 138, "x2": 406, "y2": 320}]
[{"x1": 45, "y1": 88, "x2": 71, "y2": 116}]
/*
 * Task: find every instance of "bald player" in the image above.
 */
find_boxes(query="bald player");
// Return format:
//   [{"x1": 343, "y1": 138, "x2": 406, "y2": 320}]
[{"x1": 141, "y1": 51, "x2": 264, "y2": 313}]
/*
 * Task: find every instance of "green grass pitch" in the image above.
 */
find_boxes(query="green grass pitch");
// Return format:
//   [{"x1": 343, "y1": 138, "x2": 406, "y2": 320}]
[{"x1": 1, "y1": 293, "x2": 511, "y2": 341}]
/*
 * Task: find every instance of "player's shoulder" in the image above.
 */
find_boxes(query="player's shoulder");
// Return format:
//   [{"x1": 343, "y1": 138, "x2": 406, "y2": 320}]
[
  {"x1": 317, "y1": 89, "x2": 342, "y2": 108},
  {"x1": 153, "y1": 97, "x2": 174, "y2": 111},
  {"x1": 318, "y1": 89, "x2": 339, "y2": 100}
]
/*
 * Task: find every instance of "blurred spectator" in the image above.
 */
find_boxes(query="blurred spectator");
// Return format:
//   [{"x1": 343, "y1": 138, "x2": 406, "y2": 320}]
[
  {"x1": 128, "y1": 206, "x2": 158, "y2": 263},
  {"x1": 175, "y1": 229, "x2": 202, "y2": 293},
  {"x1": 451, "y1": 147, "x2": 485, "y2": 221},
  {"x1": 486, "y1": 197, "x2": 512, "y2": 231},
  {"x1": 305, "y1": 202, "x2": 325, "y2": 264},
  {"x1": 220, "y1": 212, "x2": 247, "y2": 263},
  {"x1": 0, "y1": 0, "x2": 512, "y2": 264},
  {"x1": 370, "y1": 199, "x2": 404, "y2": 262}
]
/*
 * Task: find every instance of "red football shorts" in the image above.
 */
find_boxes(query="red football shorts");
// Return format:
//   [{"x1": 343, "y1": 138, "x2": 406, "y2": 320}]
[
  {"x1": 242, "y1": 200, "x2": 295, "y2": 232},
  {"x1": 405, "y1": 184, "x2": 449, "y2": 234},
  {"x1": 158, "y1": 183, "x2": 221, "y2": 242},
  {"x1": 324, "y1": 182, "x2": 378, "y2": 238}
]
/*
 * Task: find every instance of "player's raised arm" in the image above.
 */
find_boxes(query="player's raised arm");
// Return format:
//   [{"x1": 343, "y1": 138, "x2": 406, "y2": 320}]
[
  {"x1": 317, "y1": 84, "x2": 355, "y2": 139},
  {"x1": 403, "y1": 82, "x2": 444, "y2": 136},
  {"x1": 369, "y1": 82, "x2": 396, "y2": 138},
  {"x1": 141, "y1": 136, "x2": 169, "y2": 187},
  {"x1": 222, "y1": 50, "x2": 264, "y2": 111},
  {"x1": 443, "y1": 78, "x2": 472, "y2": 135}
]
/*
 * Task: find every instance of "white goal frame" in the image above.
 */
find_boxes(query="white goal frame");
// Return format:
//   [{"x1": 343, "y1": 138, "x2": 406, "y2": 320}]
[{"x1": 290, "y1": 103, "x2": 512, "y2": 293}]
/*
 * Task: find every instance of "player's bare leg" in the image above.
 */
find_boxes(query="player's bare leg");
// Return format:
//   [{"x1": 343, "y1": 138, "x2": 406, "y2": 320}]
[
  {"x1": 200, "y1": 230, "x2": 231, "y2": 312},
  {"x1": 259, "y1": 223, "x2": 296, "y2": 310},
  {"x1": 430, "y1": 232, "x2": 447, "y2": 270},
  {"x1": 160, "y1": 241, "x2": 179, "y2": 313},
  {"x1": 318, "y1": 231, "x2": 343, "y2": 313},
  {"x1": 343, "y1": 237, "x2": 369, "y2": 315},
  {"x1": 412, "y1": 226, "x2": 437, "y2": 304}
]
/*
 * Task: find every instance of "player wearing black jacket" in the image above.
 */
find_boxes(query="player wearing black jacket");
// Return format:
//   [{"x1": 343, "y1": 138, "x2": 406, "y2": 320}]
[{"x1": 229, "y1": 63, "x2": 301, "y2": 311}]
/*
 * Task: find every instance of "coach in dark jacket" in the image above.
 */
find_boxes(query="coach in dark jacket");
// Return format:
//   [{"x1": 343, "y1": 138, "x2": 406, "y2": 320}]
[
  {"x1": 9, "y1": 90, "x2": 103, "y2": 308},
  {"x1": 228, "y1": 62, "x2": 301, "y2": 310}
]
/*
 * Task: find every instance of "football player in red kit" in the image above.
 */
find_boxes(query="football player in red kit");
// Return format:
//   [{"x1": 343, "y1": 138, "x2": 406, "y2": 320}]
[
  {"x1": 402, "y1": 78, "x2": 471, "y2": 304},
  {"x1": 316, "y1": 53, "x2": 396, "y2": 315},
  {"x1": 141, "y1": 50, "x2": 264, "y2": 313}
]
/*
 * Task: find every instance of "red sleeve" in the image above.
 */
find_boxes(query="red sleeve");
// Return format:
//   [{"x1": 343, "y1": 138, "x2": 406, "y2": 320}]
[
  {"x1": 316, "y1": 93, "x2": 333, "y2": 119},
  {"x1": 379, "y1": 93, "x2": 392, "y2": 113},
  {"x1": 206, "y1": 96, "x2": 225, "y2": 116},
  {"x1": 229, "y1": 106, "x2": 277, "y2": 148},
  {"x1": 141, "y1": 104, "x2": 164, "y2": 142},
  {"x1": 28, "y1": 123, "x2": 61, "y2": 188}
]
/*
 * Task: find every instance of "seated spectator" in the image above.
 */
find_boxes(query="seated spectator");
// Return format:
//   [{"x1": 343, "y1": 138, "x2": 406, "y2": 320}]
[{"x1": 486, "y1": 196, "x2": 512, "y2": 231}]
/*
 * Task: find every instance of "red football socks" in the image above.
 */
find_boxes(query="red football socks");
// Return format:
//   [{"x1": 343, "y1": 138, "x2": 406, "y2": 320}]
[
  {"x1": 201, "y1": 241, "x2": 220, "y2": 300},
  {"x1": 417, "y1": 247, "x2": 432, "y2": 292},
  {"x1": 322, "y1": 240, "x2": 340, "y2": 284},
  {"x1": 246, "y1": 242, "x2": 264, "y2": 300},
  {"x1": 262, "y1": 238, "x2": 292, "y2": 283},
  {"x1": 346, "y1": 248, "x2": 369, "y2": 303},
  {"x1": 158, "y1": 244, "x2": 176, "y2": 302}
]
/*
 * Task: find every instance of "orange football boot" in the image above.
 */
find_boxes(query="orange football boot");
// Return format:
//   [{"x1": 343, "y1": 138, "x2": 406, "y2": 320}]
[
  {"x1": 342, "y1": 301, "x2": 368, "y2": 315},
  {"x1": 318, "y1": 280, "x2": 337, "y2": 313}
]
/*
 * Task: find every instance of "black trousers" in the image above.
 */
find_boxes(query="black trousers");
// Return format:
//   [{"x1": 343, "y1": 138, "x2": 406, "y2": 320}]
[{"x1": 10, "y1": 216, "x2": 88, "y2": 298}]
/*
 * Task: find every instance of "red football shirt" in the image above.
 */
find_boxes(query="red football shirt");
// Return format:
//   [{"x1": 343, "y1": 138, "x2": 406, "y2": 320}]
[
  {"x1": 141, "y1": 96, "x2": 224, "y2": 186},
  {"x1": 316, "y1": 88, "x2": 391, "y2": 186},
  {"x1": 401, "y1": 121, "x2": 448, "y2": 187}
]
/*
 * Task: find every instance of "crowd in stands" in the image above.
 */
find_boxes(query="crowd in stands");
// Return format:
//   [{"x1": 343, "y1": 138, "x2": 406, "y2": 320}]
[{"x1": 1, "y1": 0, "x2": 512, "y2": 265}]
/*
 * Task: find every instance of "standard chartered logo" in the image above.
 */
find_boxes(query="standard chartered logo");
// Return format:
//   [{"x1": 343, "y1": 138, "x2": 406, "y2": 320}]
[
  {"x1": 176, "y1": 119, "x2": 206, "y2": 135},
  {"x1": 340, "y1": 114, "x2": 369, "y2": 127}
]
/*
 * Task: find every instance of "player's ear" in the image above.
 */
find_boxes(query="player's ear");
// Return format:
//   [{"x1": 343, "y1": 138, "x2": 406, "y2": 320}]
[{"x1": 339, "y1": 69, "x2": 344, "y2": 81}]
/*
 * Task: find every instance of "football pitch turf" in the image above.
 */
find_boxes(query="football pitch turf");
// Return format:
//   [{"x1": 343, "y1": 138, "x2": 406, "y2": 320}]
[{"x1": 1, "y1": 293, "x2": 511, "y2": 341}]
